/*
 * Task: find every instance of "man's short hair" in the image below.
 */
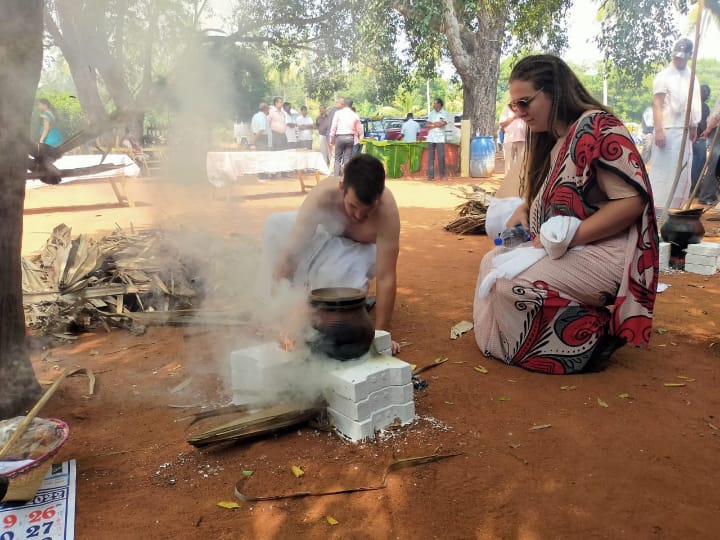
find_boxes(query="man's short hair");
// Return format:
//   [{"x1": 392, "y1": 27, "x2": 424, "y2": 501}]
[
  {"x1": 345, "y1": 98, "x2": 354, "y2": 108},
  {"x1": 343, "y1": 154, "x2": 385, "y2": 204},
  {"x1": 434, "y1": 97, "x2": 444, "y2": 107},
  {"x1": 406, "y1": 112, "x2": 414, "y2": 120},
  {"x1": 273, "y1": 96, "x2": 283, "y2": 106}
]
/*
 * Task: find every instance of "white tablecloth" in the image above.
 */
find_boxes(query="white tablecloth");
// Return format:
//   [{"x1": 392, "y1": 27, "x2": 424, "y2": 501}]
[
  {"x1": 206, "y1": 150, "x2": 330, "y2": 187},
  {"x1": 27, "y1": 153, "x2": 141, "y2": 189}
]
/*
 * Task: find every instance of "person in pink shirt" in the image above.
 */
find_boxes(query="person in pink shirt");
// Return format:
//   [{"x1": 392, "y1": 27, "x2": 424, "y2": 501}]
[
  {"x1": 329, "y1": 97, "x2": 362, "y2": 175},
  {"x1": 268, "y1": 96, "x2": 287, "y2": 150}
]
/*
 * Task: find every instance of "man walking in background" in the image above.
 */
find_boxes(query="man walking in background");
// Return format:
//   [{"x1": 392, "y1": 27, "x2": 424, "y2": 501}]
[
  {"x1": 499, "y1": 103, "x2": 527, "y2": 172},
  {"x1": 400, "y1": 112, "x2": 420, "y2": 142},
  {"x1": 426, "y1": 98, "x2": 450, "y2": 180},
  {"x1": 647, "y1": 38, "x2": 701, "y2": 215},
  {"x1": 251, "y1": 101, "x2": 270, "y2": 150},
  {"x1": 329, "y1": 97, "x2": 362, "y2": 175},
  {"x1": 269, "y1": 96, "x2": 287, "y2": 150}
]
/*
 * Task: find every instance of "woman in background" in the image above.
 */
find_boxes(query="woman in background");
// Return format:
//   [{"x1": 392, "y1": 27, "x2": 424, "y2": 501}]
[
  {"x1": 474, "y1": 55, "x2": 659, "y2": 374},
  {"x1": 37, "y1": 98, "x2": 64, "y2": 147}
]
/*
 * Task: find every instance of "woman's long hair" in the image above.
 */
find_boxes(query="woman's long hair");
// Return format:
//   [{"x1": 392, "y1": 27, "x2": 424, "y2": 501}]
[
  {"x1": 37, "y1": 98, "x2": 60, "y2": 124},
  {"x1": 510, "y1": 54, "x2": 609, "y2": 204}
]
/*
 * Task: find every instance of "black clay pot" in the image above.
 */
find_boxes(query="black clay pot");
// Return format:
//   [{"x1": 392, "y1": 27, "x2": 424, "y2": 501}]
[
  {"x1": 660, "y1": 208, "x2": 705, "y2": 261},
  {"x1": 308, "y1": 287, "x2": 374, "y2": 361}
]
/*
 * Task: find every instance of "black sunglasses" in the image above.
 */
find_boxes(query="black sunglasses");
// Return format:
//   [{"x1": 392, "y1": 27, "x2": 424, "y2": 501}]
[{"x1": 509, "y1": 87, "x2": 544, "y2": 113}]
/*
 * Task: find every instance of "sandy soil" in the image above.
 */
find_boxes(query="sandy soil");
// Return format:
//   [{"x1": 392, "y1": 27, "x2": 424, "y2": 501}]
[{"x1": 18, "y1": 171, "x2": 720, "y2": 539}]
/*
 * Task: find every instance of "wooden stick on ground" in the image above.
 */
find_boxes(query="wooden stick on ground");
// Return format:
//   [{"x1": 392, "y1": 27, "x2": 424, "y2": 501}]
[{"x1": 0, "y1": 370, "x2": 66, "y2": 461}]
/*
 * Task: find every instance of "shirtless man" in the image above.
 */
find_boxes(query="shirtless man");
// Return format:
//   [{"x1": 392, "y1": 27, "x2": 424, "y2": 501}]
[{"x1": 270, "y1": 154, "x2": 401, "y2": 354}]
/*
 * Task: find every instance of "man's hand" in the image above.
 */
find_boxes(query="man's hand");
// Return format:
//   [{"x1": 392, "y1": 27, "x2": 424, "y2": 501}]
[
  {"x1": 506, "y1": 202, "x2": 529, "y2": 231},
  {"x1": 654, "y1": 127, "x2": 666, "y2": 148},
  {"x1": 391, "y1": 340, "x2": 400, "y2": 355}
]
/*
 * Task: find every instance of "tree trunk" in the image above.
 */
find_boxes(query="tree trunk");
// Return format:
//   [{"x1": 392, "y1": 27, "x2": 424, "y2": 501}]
[
  {"x1": 0, "y1": 0, "x2": 44, "y2": 419},
  {"x1": 45, "y1": 3, "x2": 109, "y2": 125}
]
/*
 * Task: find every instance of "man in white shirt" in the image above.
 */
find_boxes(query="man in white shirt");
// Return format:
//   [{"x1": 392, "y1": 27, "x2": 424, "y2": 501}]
[
  {"x1": 329, "y1": 97, "x2": 362, "y2": 175},
  {"x1": 648, "y1": 38, "x2": 702, "y2": 215},
  {"x1": 296, "y1": 105, "x2": 314, "y2": 150},
  {"x1": 283, "y1": 102, "x2": 298, "y2": 149},
  {"x1": 499, "y1": 104, "x2": 526, "y2": 172},
  {"x1": 400, "y1": 113, "x2": 420, "y2": 142},
  {"x1": 426, "y1": 98, "x2": 451, "y2": 180},
  {"x1": 251, "y1": 102, "x2": 270, "y2": 150}
]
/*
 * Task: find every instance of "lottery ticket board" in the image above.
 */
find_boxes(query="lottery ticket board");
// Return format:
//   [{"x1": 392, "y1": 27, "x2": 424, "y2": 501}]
[{"x1": 0, "y1": 460, "x2": 76, "y2": 540}]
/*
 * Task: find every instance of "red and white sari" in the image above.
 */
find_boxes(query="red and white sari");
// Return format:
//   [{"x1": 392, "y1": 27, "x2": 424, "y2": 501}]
[{"x1": 474, "y1": 111, "x2": 659, "y2": 374}]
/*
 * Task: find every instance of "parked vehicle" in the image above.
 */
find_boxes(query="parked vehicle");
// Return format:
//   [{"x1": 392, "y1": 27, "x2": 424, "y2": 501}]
[{"x1": 361, "y1": 116, "x2": 429, "y2": 141}]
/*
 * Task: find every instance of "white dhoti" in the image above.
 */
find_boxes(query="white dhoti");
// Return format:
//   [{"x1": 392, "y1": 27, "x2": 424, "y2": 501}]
[
  {"x1": 263, "y1": 211, "x2": 376, "y2": 292},
  {"x1": 485, "y1": 196, "x2": 524, "y2": 240},
  {"x1": 648, "y1": 127, "x2": 692, "y2": 211}
]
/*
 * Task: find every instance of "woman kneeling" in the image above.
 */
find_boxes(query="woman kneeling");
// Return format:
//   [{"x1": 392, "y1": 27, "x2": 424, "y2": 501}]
[{"x1": 474, "y1": 54, "x2": 659, "y2": 374}]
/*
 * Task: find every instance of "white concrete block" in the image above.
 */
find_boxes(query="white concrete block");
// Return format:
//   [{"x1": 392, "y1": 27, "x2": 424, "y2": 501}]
[
  {"x1": 659, "y1": 244, "x2": 670, "y2": 271},
  {"x1": 684, "y1": 262, "x2": 717, "y2": 276},
  {"x1": 324, "y1": 382, "x2": 414, "y2": 421},
  {"x1": 230, "y1": 343, "x2": 298, "y2": 404},
  {"x1": 324, "y1": 355, "x2": 412, "y2": 402},
  {"x1": 685, "y1": 253, "x2": 719, "y2": 267},
  {"x1": 686, "y1": 242, "x2": 720, "y2": 257},
  {"x1": 373, "y1": 330, "x2": 392, "y2": 352},
  {"x1": 659, "y1": 242, "x2": 671, "y2": 255},
  {"x1": 377, "y1": 348, "x2": 392, "y2": 357},
  {"x1": 328, "y1": 401, "x2": 416, "y2": 441}
]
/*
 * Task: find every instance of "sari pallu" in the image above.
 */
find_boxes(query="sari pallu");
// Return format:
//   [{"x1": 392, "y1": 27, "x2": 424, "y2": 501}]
[{"x1": 474, "y1": 112, "x2": 659, "y2": 374}]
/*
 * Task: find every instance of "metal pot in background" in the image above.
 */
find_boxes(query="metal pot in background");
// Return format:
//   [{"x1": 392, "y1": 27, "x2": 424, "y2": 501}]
[{"x1": 308, "y1": 287, "x2": 374, "y2": 361}]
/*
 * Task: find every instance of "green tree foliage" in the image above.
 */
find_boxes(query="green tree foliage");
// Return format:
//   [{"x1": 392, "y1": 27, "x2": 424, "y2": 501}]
[{"x1": 596, "y1": 0, "x2": 684, "y2": 83}]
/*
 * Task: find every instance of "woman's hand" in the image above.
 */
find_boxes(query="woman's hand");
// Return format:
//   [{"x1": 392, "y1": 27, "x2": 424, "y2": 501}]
[{"x1": 505, "y1": 202, "x2": 529, "y2": 231}]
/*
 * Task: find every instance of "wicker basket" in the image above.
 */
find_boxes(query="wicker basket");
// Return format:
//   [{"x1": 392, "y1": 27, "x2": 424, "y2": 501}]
[{"x1": 1, "y1": 418, "x2": 70, "y2": 503}]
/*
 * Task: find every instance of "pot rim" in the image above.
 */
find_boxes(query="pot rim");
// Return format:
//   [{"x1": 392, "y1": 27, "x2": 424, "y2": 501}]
[{"x1": 309, "y1": 287, "x2": 367, "y2": 306}]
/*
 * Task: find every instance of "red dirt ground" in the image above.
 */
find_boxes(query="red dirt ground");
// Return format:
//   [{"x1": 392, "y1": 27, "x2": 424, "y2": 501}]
[{"x1": 18, "y1": 172, "x2": 720, "y2": 539}]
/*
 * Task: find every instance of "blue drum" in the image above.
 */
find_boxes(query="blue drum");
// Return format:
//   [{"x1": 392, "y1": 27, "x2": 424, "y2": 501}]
[{"x1": 470, "y1": 135, "x2": 496, "y2": 178}]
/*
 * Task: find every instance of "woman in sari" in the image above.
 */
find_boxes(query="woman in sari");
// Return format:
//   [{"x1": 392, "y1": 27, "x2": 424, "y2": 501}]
[{"x1": 474, "y1": 55, "x2": 659, "y2": 374}]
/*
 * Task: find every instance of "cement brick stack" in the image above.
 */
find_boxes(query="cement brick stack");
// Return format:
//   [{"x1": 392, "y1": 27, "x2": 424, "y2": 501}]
[
  {"x1": 229, "y1": 331, "x2": 416, "y2": 442},
  {"x1": 323, "y1": 347, "x2": 414, "y2": 442},
  {"x1": 685, "y1": 242, "x2": 720, "y2": 275},
  {"x1": 659, "y1": 242, "x2": 671, "y2": 272}
]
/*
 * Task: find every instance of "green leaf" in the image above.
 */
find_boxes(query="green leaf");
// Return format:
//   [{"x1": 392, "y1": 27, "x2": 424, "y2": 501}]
[
  {"x1": 656, "y1": 328, "x2": 669, "y2": 334},
  {"x1": 242, "y1": 470, "x2": 253, "y2": 477}
]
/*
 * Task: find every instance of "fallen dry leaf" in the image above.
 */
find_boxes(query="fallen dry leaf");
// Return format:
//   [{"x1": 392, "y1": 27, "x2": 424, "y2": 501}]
[
  {"x1": 326, "y1": 516, "x2": 339, "y2": 526},
  {"x1": 497, "y1": 396, "x2": 511, "y2": 401},
  {"x1": 597, "y1": 398, "x2": 609, "y2": 408},
  {"x1": 708, "y1": 422, "x2": 719, "y2": 431},
  {"x1": 618, "y1": 393, "x2": 632, "y2": 399},
  {"x1": 217, "y1": 501, "x2": 240, "y2": 509},
  {"x1": 663, "y1": 383, "x2": 686, "y2": 388},
  {"x1": 291, "y1": 465, "x2": 305, "y2": 478},
  {"x1": 474, "y1": 366, "x2": 488, "y2": 374},
  {"x1": 676, "y1": 375, "x2": 696, "y2": 382},
  {"x1": 560, "y1": 385, "x2": 577, "y2": 391},
  {"x1": 529, "y1": 424, "x2": 552, "y2": 431}
]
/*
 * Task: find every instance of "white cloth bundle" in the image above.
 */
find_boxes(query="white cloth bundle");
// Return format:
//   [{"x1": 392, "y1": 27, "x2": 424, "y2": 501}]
[
  {"x1": 539, "y1": 215, "x2": 582, "y2": 259},
  {"x1": 476, "y1": 215, "x2": 583, "y2": 299}
]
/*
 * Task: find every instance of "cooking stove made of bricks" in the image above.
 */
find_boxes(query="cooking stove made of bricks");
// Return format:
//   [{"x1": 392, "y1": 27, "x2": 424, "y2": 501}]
[{"x1": 230, "y1": 330, "x2": 415, "y2": 442}]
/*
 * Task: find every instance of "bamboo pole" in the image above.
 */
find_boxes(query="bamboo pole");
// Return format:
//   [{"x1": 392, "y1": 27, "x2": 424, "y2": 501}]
[
  {"x1": 0, "y1": 371, "x2": 66, "y2": 461},
  {"x1": 660, "y1": 0, "x2": 704, "y2": 223},
  {"x1": 683, "y1": 122, "x2": 720, "y2": 210}
]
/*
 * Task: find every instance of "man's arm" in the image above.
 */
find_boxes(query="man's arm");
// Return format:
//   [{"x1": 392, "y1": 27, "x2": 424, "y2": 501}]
[
  {"x1": 653, "y1": 93, "x2": 666, "y2": 148},
  {"x1": 273, "y1": 188, "x2": 328, "y2": 280},
  {"x1": 373, "y1": 201, "x2": 400, "y2": 332}
]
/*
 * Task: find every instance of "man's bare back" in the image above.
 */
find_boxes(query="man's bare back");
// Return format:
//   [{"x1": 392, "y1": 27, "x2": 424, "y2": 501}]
[{"x1": 311, "y1": 176, "x2": 398, "y2": 244}]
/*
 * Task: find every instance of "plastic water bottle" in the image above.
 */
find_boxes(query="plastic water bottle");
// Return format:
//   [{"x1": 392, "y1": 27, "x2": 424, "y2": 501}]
[
  {"x1": 500, "y1": 225, "x2": 530, "y2": 249},
  {"x1": 493, "y1": 236, "x2": 508, "y2": 253}
]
